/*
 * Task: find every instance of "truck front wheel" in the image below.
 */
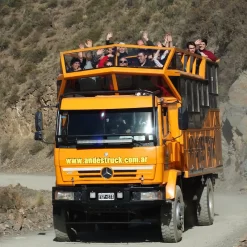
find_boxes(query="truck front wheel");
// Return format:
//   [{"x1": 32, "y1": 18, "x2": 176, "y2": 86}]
[
  {"x1": 160, "y1": 185, "x2": 184, "y2": 243},
  {"x1": 53, "y1": 208, "x2": 77, "y2": 242},
  {"x1": 197, "y1": 177, "x2": 214, "y2": 226}
]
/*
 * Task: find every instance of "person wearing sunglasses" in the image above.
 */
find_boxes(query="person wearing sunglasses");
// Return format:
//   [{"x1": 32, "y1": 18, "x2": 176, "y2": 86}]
[{"x1": 119, "y1": 57, "x2": 128, "y2": 67}]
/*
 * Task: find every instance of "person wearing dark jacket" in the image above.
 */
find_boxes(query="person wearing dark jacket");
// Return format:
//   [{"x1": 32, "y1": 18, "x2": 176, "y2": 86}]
[{"x1": 137, "y1": 50, "x2": 155, "y2": 67}]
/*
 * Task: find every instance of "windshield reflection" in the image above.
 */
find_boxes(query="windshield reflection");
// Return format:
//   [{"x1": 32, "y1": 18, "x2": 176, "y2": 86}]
[{"x1": 58, "y1": 109, "x2": 154, "y2": 146}]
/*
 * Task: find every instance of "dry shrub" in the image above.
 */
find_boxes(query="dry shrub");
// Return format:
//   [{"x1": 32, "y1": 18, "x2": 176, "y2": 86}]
[
  {"x1": 35, "y1": 192, "x2": 44, "y2": 207},
  {"x1": 45, "y1": 29, "x2": 56, "y2": 38},
  {"x1": 29, "y1": 142, "x2": 45, "y2": 155},
  {"x1": 20, "y1": 63, "x2": 36, "y2": 75},
  {"x1": 5, "y1": 84, "x2": 20, "y2": 107},
  {"x1": 0, "y1": 79, "x2": 8, "y2": 99},
  {"x1": 64, "y1": 8, "x2": 85, "y2": 28},
  {"x1": 0, "y1": 141, "x2": 16, "y2": 162},
  {"x1": 30, "y1": 11, "x2": 51, "y2": 30},
  {"x1": 13, "y1": 71, "x2": 26, "y2": 85},
  {"x1": 22, "y1": 47, "x2": 47, "y2": 64},
  {"x1": 5, "y1": 15, "x2": 18, "y2": 28},
  {"x1": 16, "y1": 23, "x2": 33, "y2": 40},
  {"x1": 60, "y1": 0, "x2": 73, "y2": 7},
  {"x1": 23, "y1": 31, "x2": 42, "y2": 46},
  {"x1": 0, "y1": 186, "x2": 22, "y2": 211},
  {"x1": 9, "y1": 44, "x2": 21, "y2": 59},
  {"x1": 47, "y1": 0, "x2": 57, "y2": 8}
]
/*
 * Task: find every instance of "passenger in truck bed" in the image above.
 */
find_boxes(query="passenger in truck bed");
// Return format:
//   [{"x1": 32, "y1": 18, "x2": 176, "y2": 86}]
[
  {"x1": 68, "y1": 58, "x2": 82, "y2": 72},
  {"x1": 71, "y1": 31, "x2": 219, "y2": 72},
  {"x1": 137, "y1": 50, "x2": 155, "y2": 67}
]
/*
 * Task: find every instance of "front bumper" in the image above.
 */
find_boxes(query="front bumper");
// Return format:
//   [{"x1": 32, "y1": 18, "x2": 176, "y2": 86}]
[{"x1": 52, "y1": 185, "x2": 166, "y2": 211}]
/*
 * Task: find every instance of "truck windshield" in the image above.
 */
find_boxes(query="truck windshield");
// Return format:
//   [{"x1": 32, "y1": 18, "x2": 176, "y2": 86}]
[{"x1": 57, "y1": 108, "x2": 155, "y2": 146}]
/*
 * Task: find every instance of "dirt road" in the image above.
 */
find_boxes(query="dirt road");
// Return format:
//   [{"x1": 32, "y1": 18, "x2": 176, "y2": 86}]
[
  {"x1": 0, "y1": 174, "x2": 247, "y2": 247},
  {"x1": 0, "y1": 173, "x2": 55, "y2": 191}
]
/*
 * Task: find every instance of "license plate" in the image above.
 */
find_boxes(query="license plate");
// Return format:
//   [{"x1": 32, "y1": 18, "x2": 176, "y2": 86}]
[{"x1": 98, "y1": 193, "x2": 115, "y2": 201}]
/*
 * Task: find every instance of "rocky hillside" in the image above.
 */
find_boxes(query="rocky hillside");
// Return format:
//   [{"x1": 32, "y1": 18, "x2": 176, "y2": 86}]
[
  {"x1": 220, "y1": 71, "x2": 247, "y2": 190},
  {"x1": 0, "y1": 0, "x2": 247, "y2": 185}
]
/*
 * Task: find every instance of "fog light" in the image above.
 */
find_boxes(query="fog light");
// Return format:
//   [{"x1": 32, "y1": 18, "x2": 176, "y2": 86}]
[
  {"x1": 117, "y1": 192, "x2": 123, "y2": 199},
  {"x1": 132, "y1": 191, "x2": 163, "y2": 201},
  {"x1": 55, "y1": 191, "x2": 74, "y2": 200},
  {"x1": 90, "y1": 191, "x2": 96, "y2": 199}
]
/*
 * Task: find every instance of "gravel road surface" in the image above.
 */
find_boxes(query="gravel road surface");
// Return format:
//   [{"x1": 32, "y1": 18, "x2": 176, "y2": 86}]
[
  {"x1": 0, "y1": 173, "x2": 55, "y2": 191},
  {"x1": 0, "y1": 174, "x2": 246, "y2": 247}
]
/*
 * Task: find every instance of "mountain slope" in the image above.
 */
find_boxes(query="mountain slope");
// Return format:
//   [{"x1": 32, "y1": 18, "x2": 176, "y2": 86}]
[{"x1": 0, "y1": 0, "x2": 247, "y2": 185}]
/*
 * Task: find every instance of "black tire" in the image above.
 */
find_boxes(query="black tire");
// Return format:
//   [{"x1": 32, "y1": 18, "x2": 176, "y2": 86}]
[
  {"x1": 197, "y1": 177, "x2": 214, "y2": 226},
  {"x1": 184, "y1": 200, "x2": 197, "y2": 228},
  {"x1": 160, "y1": 185, "x2": 184, "y2": 243},
  {"x1": 53, "y1": 208, "x2": 77, "y2": 242}
]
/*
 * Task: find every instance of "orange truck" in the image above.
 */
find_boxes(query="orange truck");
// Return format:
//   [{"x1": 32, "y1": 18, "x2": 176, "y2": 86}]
[{"x1": 34, "y1": 44, "x2": 222, "y2": 243}]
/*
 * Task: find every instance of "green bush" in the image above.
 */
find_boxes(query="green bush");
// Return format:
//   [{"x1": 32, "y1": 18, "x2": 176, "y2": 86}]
[
  {"x1": 47, "y1": 0, "x2": 57, "y2": 8},
  {"x1": 0, "y1": 38, "x2": 9, "y2": 51},
  {"x1": 0, "y1": 5, "x2": 10, "y2": 15},
  {"x1": 0, "y1": 0, "x2": 22, "y2": 8}
]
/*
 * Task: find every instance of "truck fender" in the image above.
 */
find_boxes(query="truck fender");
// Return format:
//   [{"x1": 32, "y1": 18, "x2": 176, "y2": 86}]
[{"x1": 163, "y1": 169, "x2": 181, "y2": 200}]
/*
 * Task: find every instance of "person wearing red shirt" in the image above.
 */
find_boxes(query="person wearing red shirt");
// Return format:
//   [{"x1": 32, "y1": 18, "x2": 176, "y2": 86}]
[{"x1": 195, "y1": 39, "x2": 218, "y2": 62}]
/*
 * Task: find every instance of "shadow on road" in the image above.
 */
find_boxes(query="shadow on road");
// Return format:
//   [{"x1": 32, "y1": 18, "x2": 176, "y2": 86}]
[
  {"x1": 68, "y1": 225, "x2": 162, "y2": 243},
  {"x1": 52, "y1": 212, "x2": 221, "y2": 243}
]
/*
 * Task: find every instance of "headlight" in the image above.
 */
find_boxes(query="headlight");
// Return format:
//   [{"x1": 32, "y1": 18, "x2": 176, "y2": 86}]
[
  {"x1": 55, "y1": 191, "x2": 74, "y2": 200},
  {"x1": 132, "y1": 191, "x2": 163, "y2": 201}
]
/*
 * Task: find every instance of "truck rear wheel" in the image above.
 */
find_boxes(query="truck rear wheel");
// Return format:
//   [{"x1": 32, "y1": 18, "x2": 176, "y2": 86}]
[
  {"x1": 160, "y1": 185, "x2": 184, "y2": 243},
  {"x1": 53, "y1": 208, "x2": 77, "y2": 242},
  {"x1": 197, "y1": 177, "x2": 214, "y2": 226}
]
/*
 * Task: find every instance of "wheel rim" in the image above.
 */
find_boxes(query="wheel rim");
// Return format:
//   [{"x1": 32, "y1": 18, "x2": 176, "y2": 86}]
[
  {"x1": 208, "y1": 186, "x2": 214, "y2": 219},
  {"x1": 175, "y1": 200, "x2": 184, "y2": 229}
]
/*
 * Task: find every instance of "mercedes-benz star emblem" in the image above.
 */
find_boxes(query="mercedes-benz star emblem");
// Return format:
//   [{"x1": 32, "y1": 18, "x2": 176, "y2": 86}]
[
  {"x1": 101, "y1": 167, "x2": 113, "y2": 179},
  {"x1": 104, "y1": 152, "x2": 108, "y2": 157}
]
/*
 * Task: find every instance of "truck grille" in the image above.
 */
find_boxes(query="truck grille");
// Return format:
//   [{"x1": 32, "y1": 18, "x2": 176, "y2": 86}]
[
  {"x1": 78, "y1": 170, "x2": 137, "y2": 178},
  {"x1": 61, "y1": 165, "x2": 154, "y2": 180}
]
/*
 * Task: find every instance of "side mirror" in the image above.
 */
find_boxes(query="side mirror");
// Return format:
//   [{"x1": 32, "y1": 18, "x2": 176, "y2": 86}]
[
  {"x1": 178, "y1": 107, "x2": 188, "y2": 130},
  {"x1": 34, "y1": 131, "x2": 43, "y2": 141},
  {"x1": 35, "y1": 111, "x2": 43, "y2": 131}
]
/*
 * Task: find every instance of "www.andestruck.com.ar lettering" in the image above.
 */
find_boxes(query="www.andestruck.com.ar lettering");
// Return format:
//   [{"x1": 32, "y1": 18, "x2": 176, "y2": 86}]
[{"x1": 65, "y1": 156, "x2": 148, "y2": 164}]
